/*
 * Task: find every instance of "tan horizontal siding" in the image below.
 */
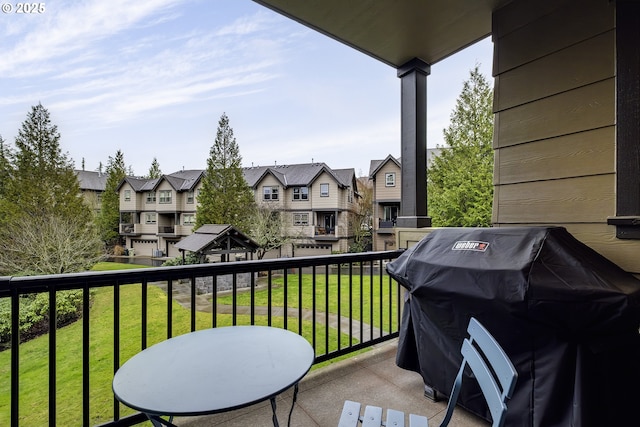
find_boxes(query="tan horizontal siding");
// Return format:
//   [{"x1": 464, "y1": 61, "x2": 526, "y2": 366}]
[
  {"x1": 493, "y1": 0, "x2": 613, "y2": 75},
  {"x1": 492, "y1": 224, "x2": 640, "y2": 274},
  {"x1": 492, "y1": 0, "x2": 569, "y2": 41},
  {"x1": 495, "y1": 78, "x2": 614, "y2": 148},
  {"x1": 493, "y1": 174, "x2": 615, "y2": 224},
  {"x1": 494, "y1": 126, "x2": 614, "y2": 185},
  {"x1": 494, "y1": 30, "x2": 614, "y2": 112}
]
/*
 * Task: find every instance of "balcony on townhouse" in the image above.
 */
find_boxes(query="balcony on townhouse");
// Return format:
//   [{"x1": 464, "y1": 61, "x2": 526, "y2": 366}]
[
  {"x1": 119, "y1": 223, "x2": 140, "y2": 236},
  {"x1": 378, "y1": 218, "x2": 396, "y2": 231}
]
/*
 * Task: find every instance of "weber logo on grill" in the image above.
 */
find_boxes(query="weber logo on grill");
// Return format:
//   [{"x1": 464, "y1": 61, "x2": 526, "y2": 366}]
[{"x1": 452, "y1": 241, "x2": 489, "y2": 252}]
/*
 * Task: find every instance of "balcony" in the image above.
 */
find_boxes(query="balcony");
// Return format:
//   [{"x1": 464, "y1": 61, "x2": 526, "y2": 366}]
[
  {"x1": 119, "y1": 223, "x2": 140, "y2": 236},
  {"x1": 377, "y1": 220, "x2": 396, "y2": 235},
  {"x1": 314, "y1": 226, "x2": 338, "y2": 241},
  {"x1": 157, "y1": 225, "x2": 176, "y2": 235},
  {"x1": 0, "y1": 251, "x2": 495, "y2": 427}
]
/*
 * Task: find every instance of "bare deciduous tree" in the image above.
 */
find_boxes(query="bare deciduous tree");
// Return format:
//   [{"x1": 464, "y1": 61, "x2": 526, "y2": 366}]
[
  {"x1": 0, "y1": 214, "x2": 104, "y2": 276},
  {"x1": 249, "y1": 205, "x2": 289, "y2": 260}
]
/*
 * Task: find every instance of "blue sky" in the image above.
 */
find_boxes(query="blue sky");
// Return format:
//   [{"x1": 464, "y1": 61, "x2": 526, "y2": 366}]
[{"x1": 0, "y1": 0, "x2": 492, "y2": 177}]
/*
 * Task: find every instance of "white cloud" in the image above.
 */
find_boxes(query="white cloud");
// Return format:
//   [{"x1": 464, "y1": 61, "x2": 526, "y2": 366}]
[{"x1": 0, "y1": 0, "x2": 186, "y2": 75}]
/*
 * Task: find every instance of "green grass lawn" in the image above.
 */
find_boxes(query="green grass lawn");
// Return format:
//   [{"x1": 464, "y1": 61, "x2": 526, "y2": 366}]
[
  {"x1": 217, "y1": 271, "x2": 401, "y2": 328},
  {"x1": 0, "y1": 262, "x2": 370, "y2": 426}
]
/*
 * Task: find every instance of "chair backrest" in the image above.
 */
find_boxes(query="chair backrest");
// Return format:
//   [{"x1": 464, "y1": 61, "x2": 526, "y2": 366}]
[{"x1": 439, "y1": 317, "x2": 518, "y2": 427}]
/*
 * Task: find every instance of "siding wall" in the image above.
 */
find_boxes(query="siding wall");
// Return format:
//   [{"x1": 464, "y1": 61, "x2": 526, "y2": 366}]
[
  {"x1": 492, "y1": 0, "x2": 639, "y2": 273},
  {"x1": 372, "y1": 161, "x2": 401, "y2": 252}
]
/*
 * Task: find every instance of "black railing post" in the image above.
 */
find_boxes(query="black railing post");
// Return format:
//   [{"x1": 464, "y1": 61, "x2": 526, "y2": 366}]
[
  {"x1": 113, "y1": 280, "x2": 121, "y2": 422},
  {"x1": 167, "y1": 279, "x2": 173, "y2": 338},
  {"x1": 297, "y1": 267, "x2": 303, "y2": 335},
  {"x1": 82, "y1": 283, "x2": 90, "y2": 427},
  {"x1": 48, "y1": 287, "x2": 57, "y2": 427},
  {"x1": 141, "y1": 280, "x2": 148, "y2": 350},
  {"x1": 11, "y1": 280, "x2": 20, "y2": 427}
]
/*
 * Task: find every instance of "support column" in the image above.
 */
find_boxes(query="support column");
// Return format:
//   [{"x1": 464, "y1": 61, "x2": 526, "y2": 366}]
[{"x1": 396, "y1": 58, "x2": 432, "y2": 228}]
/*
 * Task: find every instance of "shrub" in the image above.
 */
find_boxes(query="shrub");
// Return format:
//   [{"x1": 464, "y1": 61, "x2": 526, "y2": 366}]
[
  {"x1": 162, "y1": 252, "x2": 202, "y2": 266},
  {"x1": 0, "y1": 290, "x2": 86, "y2": 348}
]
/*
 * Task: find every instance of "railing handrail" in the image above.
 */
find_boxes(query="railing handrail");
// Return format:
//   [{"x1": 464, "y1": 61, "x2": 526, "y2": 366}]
[
  {"x1": 1, "y1": 250, "x2": 405, "y2": 427},
  {"x1": 0, "y1": 250, "x2": 404, "y2": 294}
]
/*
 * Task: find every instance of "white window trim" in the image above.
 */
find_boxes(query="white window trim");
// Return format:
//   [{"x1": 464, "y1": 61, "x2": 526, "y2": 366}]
[
  {"x1": 385, "y1": 172, "x2": 396, "y2": 187},
  {"x1": 159, "y1": 190, "x2": 172, "y2": 204},
  {"x1": 293, "y1": 213, "x2": 309, "y2": 226}
]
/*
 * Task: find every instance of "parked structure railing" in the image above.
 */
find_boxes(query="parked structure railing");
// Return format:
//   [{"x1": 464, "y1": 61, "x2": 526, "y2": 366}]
[{"x1": 0, "y1": 250, "x2": 404, "y2": 427}]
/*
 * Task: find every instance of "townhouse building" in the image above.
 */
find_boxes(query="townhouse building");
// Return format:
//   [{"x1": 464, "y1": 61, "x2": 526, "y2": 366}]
[
  {"x1": 243, "y1": 162, "x2": 359, "y2": 257},
  {"x1": 75, "y1": 170, "x2": 108, "y2": 213},
  {"x1": 369, "y1": 150, "x2": 440, "y2": 251},
  {"x1": 116, "y1": 163, "x2": 360, "y2": 258},
  {"x1": 118, "y1": 169, "x2": 202, "y2": 257}
]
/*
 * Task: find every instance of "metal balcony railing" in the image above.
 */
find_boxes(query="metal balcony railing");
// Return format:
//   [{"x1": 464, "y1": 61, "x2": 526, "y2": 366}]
[{"x1": 0, "y1": 250, "x2": 404, "y2": 427}]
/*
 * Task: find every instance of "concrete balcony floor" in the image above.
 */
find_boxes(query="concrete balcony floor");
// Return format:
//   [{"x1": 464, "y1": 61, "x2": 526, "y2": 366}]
[{"x1": 178, "y1": 339, "x2": 488, "y2": 427}]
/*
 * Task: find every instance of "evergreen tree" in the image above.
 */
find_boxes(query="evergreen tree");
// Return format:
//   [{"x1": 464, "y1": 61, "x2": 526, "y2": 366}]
[
  {"x1": 196, "y1": 113, "x2": 255, "y2": 231},
  {"x1": 0, "y1": 135, "x2": 12, "y2": 199},
  {"x1": 98, "y1": 150, "x2": 127, "y2": 246},
  {"x1": 147, "y1": 157, "x2": 162, "y2": 179},
  {"x1": 427, "y1": 65, "x2": 494, "y2": 227},
  {"x1": 1, "y1": 103, "x2": 89, "y2": 222},
  {"x1": 0, "y1": 104, "x2": 103, "y2": 275}
]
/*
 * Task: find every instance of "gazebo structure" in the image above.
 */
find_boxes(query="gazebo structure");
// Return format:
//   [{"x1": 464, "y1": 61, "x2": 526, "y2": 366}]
[{"x1": 173, "y1": 224, "x2": 259, "y2": 263}]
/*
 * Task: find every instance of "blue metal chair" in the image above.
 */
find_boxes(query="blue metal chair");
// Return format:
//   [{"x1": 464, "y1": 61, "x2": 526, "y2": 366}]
[{"x1": 338, "y1": 317, "x2": 518, "y2": 427}]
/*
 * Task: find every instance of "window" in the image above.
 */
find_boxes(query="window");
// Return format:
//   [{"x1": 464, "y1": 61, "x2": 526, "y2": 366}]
[
  {"x1": 186, "y1": 190, "x2": 194, "y2": 204},
  {"x1": 293, "y1": 213, "x2": 309, "y2": 225},
  {"x1": 263, "y1": 186, "x2": 279, "y2": 200},
  {"x1": 183, "y1": 214, "x2": 195, "y2": 225},
  {"x1": 124, "y1": 190, "x2": 131, "y2": 201},
  {"x1": 145, "y1": 213, "x2": 157, "y2": 224},
  {"x1": 159, "y1": 190, "x2": 172, "y2": 204},
  {"x1": 320, "y1": 183, "x2": 329, "y2": 197},
  {"x1": 293, "y1": 187, "x2": 309, "y2": 200},
  {"x1": 146, "y1": 191, "x2": 156, "y2": 203},
  {"x1": 385, "y1": 172, "x2": 396, "y2": 187}
]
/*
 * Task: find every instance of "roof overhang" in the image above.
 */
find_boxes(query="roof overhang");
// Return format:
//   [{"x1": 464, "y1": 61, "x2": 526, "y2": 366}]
[{"x1": 252, "y1": 0, "x2": 511, "y2": 68}]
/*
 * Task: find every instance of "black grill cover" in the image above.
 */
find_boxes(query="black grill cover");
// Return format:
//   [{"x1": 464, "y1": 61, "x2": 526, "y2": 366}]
[{"x1": 387, "y1": 227, "x2": 640, "y2": 427}]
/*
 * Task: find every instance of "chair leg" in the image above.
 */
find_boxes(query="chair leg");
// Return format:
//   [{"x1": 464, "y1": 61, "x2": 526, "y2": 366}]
[{"x1": 438, "y1": 367, "x2": 464, "y2": 427}]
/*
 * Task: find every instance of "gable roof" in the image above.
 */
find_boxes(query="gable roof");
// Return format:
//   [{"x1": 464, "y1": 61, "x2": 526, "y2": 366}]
[
  {"x1": 118, "y1": 170, "x2": 203, "y2": 193},
  {"x1": 163, "y1": 169, "x2": 203, "y2": 192},
  {"x1": 174, "y1": 224, "x2": 259, "y2": 254},
  {"x1": 369, "y1": 155, "x2": 401, "y2": 178},
  {"x1": 369, "y1": 149, "x2": 442, "y2": 177},
  {"x1": 243, "y1": 162, "x2": 355, "y2": 189},
  {"x1": 75, "y1": 170, "x2": 107, "y2": 191}
]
